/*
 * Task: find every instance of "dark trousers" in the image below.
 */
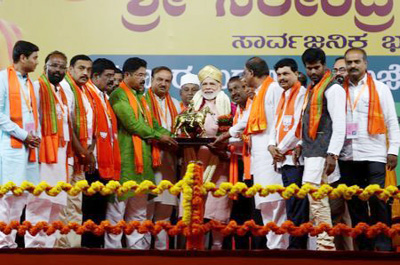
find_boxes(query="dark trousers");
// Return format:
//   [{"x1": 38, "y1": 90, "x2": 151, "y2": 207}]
[
  {"x1": 281, "y1": 165, "x2": 309, "y2": 249},
  {"x1": 81, "y1": 170, "x2": 109, "y2": 248},
  {"x1": 223, "y1": 159, "x2": 266, "y2": 250},
  {"x1": 338, "y1": 160, "x2": 392, "y2": 251},
  {"x1": 226, "y1": 178, "x2": 266, "y2": 249}
]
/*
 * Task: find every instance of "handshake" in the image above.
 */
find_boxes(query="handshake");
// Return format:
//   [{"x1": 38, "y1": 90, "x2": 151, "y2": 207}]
[{"x1": 23, "y1": 132, "x2": 41, "y2": 148}]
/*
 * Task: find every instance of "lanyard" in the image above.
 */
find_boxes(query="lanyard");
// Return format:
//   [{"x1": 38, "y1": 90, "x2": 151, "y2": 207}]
[
  {"x1": 347, "y1": 83, "x2": 367, "y2": 113},
  {"x1": 51, "y1": 84, "x2": 66, "y2": 115},
  {"x1": 20, "y1": 80, "x2": 32, "y2": 113}
]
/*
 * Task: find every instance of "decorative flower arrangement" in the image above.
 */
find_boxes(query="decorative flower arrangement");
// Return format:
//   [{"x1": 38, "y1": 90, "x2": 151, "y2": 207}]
[
  {"x1": 1, "y1": 180, "x2": 399, "y2": 201},
  {"x1": 1, "y1": 220, "x2": 399, "y2": 239},
  {"x1": 217, "y1": 114, "x2": 233, "y2": 135}
]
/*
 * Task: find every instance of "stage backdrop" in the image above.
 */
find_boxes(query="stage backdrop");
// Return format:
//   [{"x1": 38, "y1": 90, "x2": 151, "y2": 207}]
[{"x1": 1, "y1": 0, "x2": 400, "y2": 179}]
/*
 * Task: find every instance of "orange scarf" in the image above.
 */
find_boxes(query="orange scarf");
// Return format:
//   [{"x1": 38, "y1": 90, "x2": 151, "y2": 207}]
[
  {"x1": 229, "y1": 99, "x2": 252, "y2": 183},
  {"x1": 8, "y1": 66, "x2": 38, "y2": 162},
  {"x1": 38, "y1": 75, "x2": 70, "y2": 163},
  {"x1": 65, "y1": 72, "x2": 88, "y2": 149},
  {"x1": 147, "y1": 88, "x2": 178, "y2": 131},
  {"x1": 275, "y1": 81, "x2": 301, "y2": 144},
  {"x1": 85, "y1": 81, "x2": 121, "y2": 180},
  {"x1": 343, "y1": 73, "x2": 386, "y2": 135},
  {"x1": 120, "y1": 82, "x2": 161, "y2": 173},
  {"x1": 244, "y1": 76, "x2": 274, "y2": 135},
  {"x1": 305, "y1": 70, "x2": 334, "y2": 140}
]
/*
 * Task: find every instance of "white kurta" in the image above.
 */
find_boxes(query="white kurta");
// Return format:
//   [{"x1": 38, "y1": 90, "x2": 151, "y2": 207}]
[
  {"x1": 0, "y1": 69, "x2": 39, "y2": 186},
  {"x1": 268, "y1": 86, "x2": 306, "y2": 167},
  {"x1": 34, "y1": 81, "x2": 74, "y2": 206},
  {"x1": 250, "y1": 82, "x2": 284, "y2": 207},
  {"x1": 230, "y1": 82, "x2": 284, "y2": 207},
  {"x1": 152, "y1": 94, "x2": 181, "y2": 206},
  {"x1": 59, "y1": 79, "x2": 93, "y2": 166}
]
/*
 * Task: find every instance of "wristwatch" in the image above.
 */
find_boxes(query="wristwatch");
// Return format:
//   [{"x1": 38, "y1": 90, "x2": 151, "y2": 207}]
[{"x1": 326, "y1": 153, "x2": 338, "y2": 160}]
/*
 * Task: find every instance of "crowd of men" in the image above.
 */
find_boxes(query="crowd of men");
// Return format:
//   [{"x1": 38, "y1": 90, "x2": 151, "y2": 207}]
[{"x1": 0, "y1": 40, "x2": 399, "y2": 251}]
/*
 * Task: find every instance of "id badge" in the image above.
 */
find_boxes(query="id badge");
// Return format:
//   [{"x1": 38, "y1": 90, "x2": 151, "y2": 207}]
[
  {"x1": 282, "y1": 115, "x2": 292, "y2": 131},
  {"x1": 346, "y1": 122, "x2": 359, "y2": 139},
  {"x1": 25, "y1": 122, "x2": 35, "y2": 135}
]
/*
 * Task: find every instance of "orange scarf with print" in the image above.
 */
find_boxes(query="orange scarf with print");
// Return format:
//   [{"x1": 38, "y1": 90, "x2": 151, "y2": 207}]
[
  {"x1": 85, "y1": 81, "x2": 121, "y2": 180},
  {"x1": 244, "y1": 76, "x2": 274, "y2": 135},
  {"x1": 120, "y1": 82, "x2": 161, "y2": 173},
  {"x1": 229, "y1": 99, "x2": 252, "y2": 184},
  {"x1": 343, "y1": 73, "x2": 386, "y2": 135},
  {"x1": 8, "y1": 66, "x2": 38, "y2": 162},
  {"x1": 275, "y1": 81, "x2": 301, "y2": 144},
  {"x1": 38, "y1": 74, "x2": 69, "y2": 164},
  {"x1": 147, "y1": 88, "x2": 178, "y2": 131}
]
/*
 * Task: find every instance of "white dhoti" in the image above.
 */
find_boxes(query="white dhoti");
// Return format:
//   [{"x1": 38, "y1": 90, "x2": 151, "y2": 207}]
[
  {"x1": 105, "y1": 195, "x2": 149, "y2": 249},
  {"x1": 25, "y1": 145, "x2": 68, "y2": 248}
]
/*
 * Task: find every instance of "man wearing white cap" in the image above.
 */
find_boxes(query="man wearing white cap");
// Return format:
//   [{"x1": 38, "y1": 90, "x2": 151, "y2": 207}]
[{"x1": 179, "y1": 73, "x2": 200, "y2": 110}]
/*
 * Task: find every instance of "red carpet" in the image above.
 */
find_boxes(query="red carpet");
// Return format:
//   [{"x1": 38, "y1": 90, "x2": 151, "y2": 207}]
[{"x1": 1, "y1": 249, "x2": 400, "y2": 265}]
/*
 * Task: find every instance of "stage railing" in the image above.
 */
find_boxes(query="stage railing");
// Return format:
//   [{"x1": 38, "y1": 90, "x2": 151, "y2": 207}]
[{"x1": 1, "y1": 162, "x2": 400, "y2": 250}]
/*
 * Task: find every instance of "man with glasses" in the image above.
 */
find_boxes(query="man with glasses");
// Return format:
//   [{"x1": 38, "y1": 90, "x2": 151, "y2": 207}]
[
  {"x1": 105, "y1": 57, "x2": 177, "y2": 249},
  {"x1": 24, "y1": 51, "x2": 73, "y2": 248}
]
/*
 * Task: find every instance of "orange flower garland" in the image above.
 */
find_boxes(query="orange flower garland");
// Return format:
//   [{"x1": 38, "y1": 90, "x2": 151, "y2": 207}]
[{"x1": 1, "y1": 220, "x2": 399, "y2": 239}]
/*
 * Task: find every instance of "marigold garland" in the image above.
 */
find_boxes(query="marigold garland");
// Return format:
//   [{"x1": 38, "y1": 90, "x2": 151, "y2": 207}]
[
  {"x1": 2, "y1": 220, "x2": 399, "y2": 239},
  {"x1": 1, "y1": 180, "x2": 399, "y2": 201}
]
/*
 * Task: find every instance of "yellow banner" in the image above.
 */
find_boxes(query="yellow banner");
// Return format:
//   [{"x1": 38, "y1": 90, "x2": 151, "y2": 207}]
[{"x1": 1, "y1": 0, "x2": 399, "y2": 68}]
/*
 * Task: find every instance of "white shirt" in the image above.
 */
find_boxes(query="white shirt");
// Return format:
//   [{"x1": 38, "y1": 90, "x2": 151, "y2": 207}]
[
  {"x1": 33, "y1": 80, "x2": 73, "y2": 143},
  {"x1": 60, "y1": 79, "x2": 93, "y2": 145},
  {"x1": 269, "y1": 85, "x2": 306, "y2": 167},
  {"x1": 322, "y1": 83, "x2": 347, "y2": 156},
  {"x1": 153, "y1": 94, "x2": 181, "y2": 131},
  {"x1": 340, "y1": 75, "x2": 400, "y2": 162}
]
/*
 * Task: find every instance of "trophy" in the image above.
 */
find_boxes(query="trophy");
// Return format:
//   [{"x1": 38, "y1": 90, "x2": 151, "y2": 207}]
[{"x1": 172, "y1": 102, "x2": 214, "y2": 145}]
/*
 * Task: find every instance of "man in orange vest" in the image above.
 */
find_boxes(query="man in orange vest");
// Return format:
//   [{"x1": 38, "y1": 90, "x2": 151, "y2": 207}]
[{"x1": 0, "y1": 40, "x2": 40, "y2": 248}]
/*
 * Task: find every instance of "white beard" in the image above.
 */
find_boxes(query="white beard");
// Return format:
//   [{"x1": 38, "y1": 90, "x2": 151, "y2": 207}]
[{"x1": 202, "y1": 90, "x2": 219, "y2": 100}]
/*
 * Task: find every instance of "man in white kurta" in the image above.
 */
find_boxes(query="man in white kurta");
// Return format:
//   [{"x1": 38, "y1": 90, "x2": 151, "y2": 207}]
[
  {"x1": 216, "y1": 57, "x2": 289, "y2": 249},
  {"x1": 339, "y1": 48, "x2": 400, "y2": 251},
  {"x1": 268, "y1": 58, "x2": 308, "y2": 249},
  {"x1": 25, "y1": 51, "x2": 73, "y2": 248},
  {"x1": 55, "y1": 55, "x2": 94, "y2": 248},
  {"x1": 146, "y1": 66, "x2": 181, "y2": 249},
  {"x1": 0, "y1": 41, "x2": 40, "y2": 248}
]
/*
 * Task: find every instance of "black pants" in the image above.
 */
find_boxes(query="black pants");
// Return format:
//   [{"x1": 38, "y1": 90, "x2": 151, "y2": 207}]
[
  {"x1": 338, "y1": 160, "x2": 392, "y2": 251},
  {"x1": 281, "y1": 165, "x2": 308, "y2": 249},
  {"x1": 224, "y1": 159, "x2": 266, "y2": 250},
  {"x1": 81, "y1": 170, "x2": 109, "y2": 248}
]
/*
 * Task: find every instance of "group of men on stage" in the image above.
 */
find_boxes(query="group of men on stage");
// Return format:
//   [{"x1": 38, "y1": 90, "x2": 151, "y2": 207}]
[{"x1": 0, "y1": 40, "x2": 399, "y2": 251}]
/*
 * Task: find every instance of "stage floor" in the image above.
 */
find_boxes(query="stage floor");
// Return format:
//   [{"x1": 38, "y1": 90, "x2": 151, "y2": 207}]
[{"x1": 1, "y1": 249, "x2": 400, "y2": 265}]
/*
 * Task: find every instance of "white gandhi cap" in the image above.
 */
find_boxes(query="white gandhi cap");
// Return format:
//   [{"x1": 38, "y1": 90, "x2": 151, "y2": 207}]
[{"x1": 180, "y1": 73, "x2": 200, "y2": 88}]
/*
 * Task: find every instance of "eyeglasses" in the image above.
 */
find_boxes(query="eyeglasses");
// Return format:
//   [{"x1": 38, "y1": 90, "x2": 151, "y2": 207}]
[
  {"x1": 46, "y1": 63, "x2": 67, "y2": 70},
  {"x1": 132, "y1": 72, "x2": 148, "y2": 79},
  {"x1": 332, "y1": 67, "x2": 346, "y2": 74}
]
